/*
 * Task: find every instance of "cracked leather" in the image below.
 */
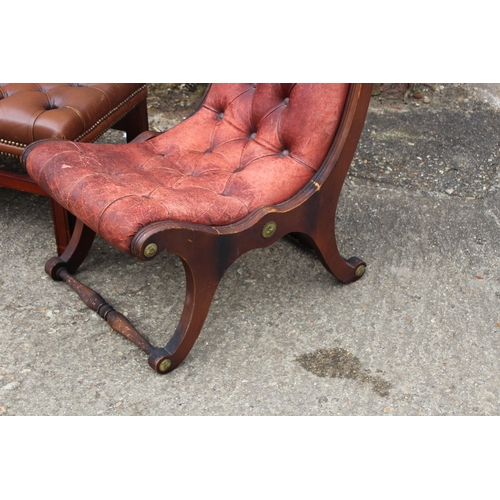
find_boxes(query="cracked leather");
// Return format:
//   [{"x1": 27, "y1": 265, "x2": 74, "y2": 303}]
[{"x1": 24, "y1": 83, "x2": 349, "y2": 254}]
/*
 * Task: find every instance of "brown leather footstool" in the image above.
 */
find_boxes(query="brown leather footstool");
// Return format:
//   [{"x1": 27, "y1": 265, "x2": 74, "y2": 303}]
[{"x1": 0, "y1": 83, "x2": 149, "y2": 254}]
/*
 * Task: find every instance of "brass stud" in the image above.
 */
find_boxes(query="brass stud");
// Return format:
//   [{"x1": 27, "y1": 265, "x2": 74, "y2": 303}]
[
  {"x1": 262, "y1": 221, "x2": 277, "y2": 239},
  {"x1": 158, "y1": 358, "x2": 172, "y2": 373},
  {"x1": 144, "y1": 243, "x2": 158, "y2": 258},
  {"x1": 355, "y1": 265, "x2": 366, "y2": 278}
]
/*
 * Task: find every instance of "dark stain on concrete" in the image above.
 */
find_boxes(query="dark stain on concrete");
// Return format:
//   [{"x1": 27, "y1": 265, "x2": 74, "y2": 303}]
[{"x1": 296, "y1": 347, "x2": 392, "y2": 397}]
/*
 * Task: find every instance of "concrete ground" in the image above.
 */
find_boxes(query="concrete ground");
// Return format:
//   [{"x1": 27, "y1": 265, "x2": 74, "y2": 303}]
[{"x1": 1, "y1": 84, "x2": 499, "y2": 416}]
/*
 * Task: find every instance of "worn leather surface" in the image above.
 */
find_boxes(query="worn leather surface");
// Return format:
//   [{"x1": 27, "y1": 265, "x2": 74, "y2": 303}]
[
  {"x1": 25, "y1": 83, "x2": 349, "y2": 254},
  {"x1": 0, "y1": 83, "x2": 146, "y2": 150}
]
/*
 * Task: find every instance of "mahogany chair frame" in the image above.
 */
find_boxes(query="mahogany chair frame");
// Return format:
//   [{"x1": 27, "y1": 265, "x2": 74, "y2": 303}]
[{"x1": 31, "y1": 83, "x2": 373, "y2": 374}]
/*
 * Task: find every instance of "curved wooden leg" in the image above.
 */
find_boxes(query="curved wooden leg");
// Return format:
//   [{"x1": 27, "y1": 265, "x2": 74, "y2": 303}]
[
  {"x1": 43, "y1": 227, "x2": 225, "y2": 374},
  {"x1": 45, "y1": 218, "x2": 96, "y2": 279},
  {"x1": 148, "y1": 256, "x2": 223, "y2": 374},
  {"x1": 296, "y1": 229, "x2": 366, "y2": 284},
  {"x1": 49, "y1": 199, "x2": 73, "y2": 256}
]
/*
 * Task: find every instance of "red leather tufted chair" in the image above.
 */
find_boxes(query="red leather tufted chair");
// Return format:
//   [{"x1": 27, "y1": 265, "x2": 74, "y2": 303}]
[{"x1": 23, "y1": 83, "x2": 372, "y2": 374}]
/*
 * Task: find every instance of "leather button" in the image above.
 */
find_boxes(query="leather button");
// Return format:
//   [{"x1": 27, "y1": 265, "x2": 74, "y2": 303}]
[
  {"x1": 284, "y1": 98, "x2": 289, "y2": 105},
  {"x1": 218, "y1": 112, "x2": 224, "y2": 120},
  {"x1": 281, "y1": 150, "x2": 290, "y2": 157},
  {"x1": 204, "y1": 149, "x2": 212, "y2": 154},
  {"x1": 250, "y1": 133, "x2": 257, "y2": 140}
]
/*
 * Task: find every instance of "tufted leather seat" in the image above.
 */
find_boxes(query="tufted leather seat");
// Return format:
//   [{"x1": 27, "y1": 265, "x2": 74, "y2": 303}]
[
  {"x1": 0, "y1": 83, "x2": 148, "y2": 253},
  {"x1": 25, "y1": 83, "x2": 349, "y2": 254}
]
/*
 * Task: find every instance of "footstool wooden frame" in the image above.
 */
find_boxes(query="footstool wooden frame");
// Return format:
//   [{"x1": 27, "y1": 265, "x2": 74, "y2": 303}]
[{"x1": 0, "y1": 83, "x2": 148, "y2": 254}]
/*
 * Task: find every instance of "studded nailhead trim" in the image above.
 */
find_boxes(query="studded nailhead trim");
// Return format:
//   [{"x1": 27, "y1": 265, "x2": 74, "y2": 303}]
[
  {"x1": 75, "y1": 85, "x2": 147, "y2": 142},
  {"x1": 0, "y1": 150, "x2": 19, "y2": 158},
  {"x1": 0, "y1": 139, "x2": 23, "y2": 147}
]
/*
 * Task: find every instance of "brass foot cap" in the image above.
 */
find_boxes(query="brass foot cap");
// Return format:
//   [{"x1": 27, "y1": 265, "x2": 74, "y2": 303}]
[
  {"x1": 148, "y1": 347, "x2": 172, "y2": 374},
  {"x1": 158, "y1": 358, "x2": 172, "y2": 373},
  {"x1": 355, "y1": 265, "x2": 366, "y2": 278}
]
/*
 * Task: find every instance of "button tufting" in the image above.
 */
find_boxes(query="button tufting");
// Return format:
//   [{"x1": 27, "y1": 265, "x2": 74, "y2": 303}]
[{"x1": 19, "y1": 83, "x2": 353, "y2": 259}]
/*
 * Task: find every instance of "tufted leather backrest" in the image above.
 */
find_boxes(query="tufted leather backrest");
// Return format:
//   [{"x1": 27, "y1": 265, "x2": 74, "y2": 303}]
[
  {"x1": 153, "y1": 83, "x2": 349, "y2": 173},
  {"x1": 143, "y1": 83, "x2": 350, "y2": 214},
  {"x1": 207, "y1": 83, "x2": 348, "y2": 169}
]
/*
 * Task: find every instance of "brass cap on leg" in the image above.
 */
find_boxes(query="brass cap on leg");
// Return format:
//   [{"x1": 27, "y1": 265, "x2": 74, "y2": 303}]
[
  {"x1": 158, "y1": 358, "x2": 172, "y2": 373},
  {"x1": 144, "y1": 243, "x2": 158, "y2": 258},
  {"x1": 355, "y1": 265, "x2": 366, "y2": 278}
]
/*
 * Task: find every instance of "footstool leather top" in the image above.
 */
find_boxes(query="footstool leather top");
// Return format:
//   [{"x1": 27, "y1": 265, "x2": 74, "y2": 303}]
[{"x1": 0, "y1": 83, "x2": 147, "y2": 156}]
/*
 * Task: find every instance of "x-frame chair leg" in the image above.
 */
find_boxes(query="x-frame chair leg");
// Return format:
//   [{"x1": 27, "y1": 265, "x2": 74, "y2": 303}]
[
  {"x1": 44, "y1": 218, "x2": 230, "y2": 374},
  {"x1": 43, "y1": 158, "x2": 368, "y2": 375}
]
